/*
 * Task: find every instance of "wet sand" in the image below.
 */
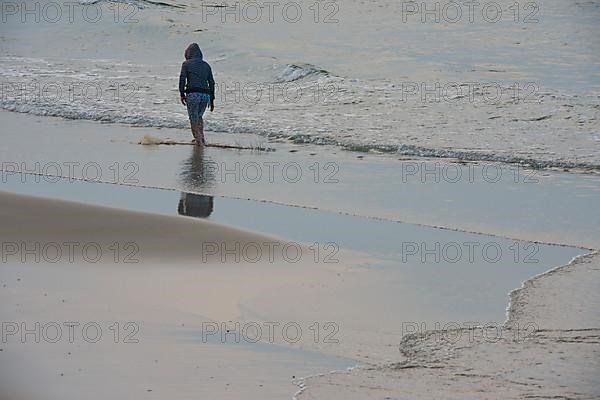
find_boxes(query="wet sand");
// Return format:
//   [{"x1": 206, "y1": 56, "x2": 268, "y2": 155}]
[
  {"x1": 0, "y1": 111, "x2": 598, "y2": 399},
  {"x1": 0, "y1": 191, "x2": 358, "y2": 399},
  {"x1": 298, "y1": 252, "x2": 600, "y2": 399},
  {"x1": 0, "y1": 176, "x2": 586, "y2": 359},
  {"x1": 1, "y1": 110, "x2": 599, "y2": 248}
]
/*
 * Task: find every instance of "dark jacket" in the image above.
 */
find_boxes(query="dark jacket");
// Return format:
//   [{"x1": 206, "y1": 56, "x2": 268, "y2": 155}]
[{"x1": 179, "y1": 43, "x2": 215, "y2": 101}]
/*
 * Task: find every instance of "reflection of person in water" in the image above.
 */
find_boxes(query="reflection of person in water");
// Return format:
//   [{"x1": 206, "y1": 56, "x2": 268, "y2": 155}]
[
  {"x1": 179, "y1": 146, "x2": 216, "y2": 191},
  {"x1": 178, "y1": 146, "x2": 216, "y2": 218},
  {"x1": 178, "y1": 192, "x2": 214, "y2": 218}
]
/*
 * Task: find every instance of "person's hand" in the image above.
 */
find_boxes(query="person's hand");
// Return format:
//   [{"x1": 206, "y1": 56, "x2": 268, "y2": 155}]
[
  {"x1": 180, "y1": 96, "x2": 186, "y2": 106},
  {"x1": 210, "y1": 101, "x2": 214, "y2": 112}
]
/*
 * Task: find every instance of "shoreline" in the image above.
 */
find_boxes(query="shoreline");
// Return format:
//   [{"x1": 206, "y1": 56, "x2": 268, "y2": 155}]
[
  {"x1": 1, "y1": 170, "x2": 595, "y2": 251},
  {"x1": 505, "y1": 250, "x2": 599, "y2": 330},
  {"x1": 1, "y1": 110, "x2": 599, "y2": 249},
  {"x1": 3, "y1": 108, "x2": 600, "y2": 175},
  {"x1": 297, "y1": 251, "x2": 600, "y2": 399}
]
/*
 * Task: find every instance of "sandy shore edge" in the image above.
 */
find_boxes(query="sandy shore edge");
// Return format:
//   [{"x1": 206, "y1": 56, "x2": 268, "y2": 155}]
[
  {"x1": 0, "y1": 189, "x2": 597, "y2": 398},
  {"x1": 298, "y1": 251, "x2": 600, "y2": 399},
  {"x1": 0, "y1": 190, "x2": 293, "y2": 265}
]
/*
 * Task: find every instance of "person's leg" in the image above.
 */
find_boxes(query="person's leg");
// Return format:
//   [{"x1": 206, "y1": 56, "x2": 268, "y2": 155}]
[
  {"x1": 196, "y1": 99, "x2": 209, "y2": 145},
  {"x1": 197, "y1": 118, "x2": 205, "y2": 145},
  {"x1": 187, "y1": 101, "x2": 201, "y2": 143},
  {"x1": 189, "y1": 120, "x2": 199, "y2": 142},
  {"x1": 191, "y1": 121, "x2": 203, "y2": 145}
]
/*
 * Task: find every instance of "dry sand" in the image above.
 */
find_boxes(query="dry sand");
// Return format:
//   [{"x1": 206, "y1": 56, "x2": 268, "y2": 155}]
[{"x1": 0, "y1": 190, "x2": 283, "y2": 265}]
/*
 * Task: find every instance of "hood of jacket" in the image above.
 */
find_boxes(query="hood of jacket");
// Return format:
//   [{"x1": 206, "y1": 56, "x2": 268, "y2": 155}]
[{"x1": 184, "y1": 43, "x2": 203, "y2": 60}]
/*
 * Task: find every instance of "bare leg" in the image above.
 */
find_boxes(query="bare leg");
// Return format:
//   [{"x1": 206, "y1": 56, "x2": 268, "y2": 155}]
[
  {"x1": 197, "y1": 118, "x2": 205, "y2": 145},
  {"x1": 190, "y1": 121, "x2": 206, "y2": 146},
  {"x1": 189, "y1": 120, "x2": 198, "y2": 143}
]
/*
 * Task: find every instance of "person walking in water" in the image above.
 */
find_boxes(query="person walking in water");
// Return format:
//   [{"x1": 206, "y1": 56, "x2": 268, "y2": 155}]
[{"x1": 179, "y1": 43, "x2": 215, "y2": 146}]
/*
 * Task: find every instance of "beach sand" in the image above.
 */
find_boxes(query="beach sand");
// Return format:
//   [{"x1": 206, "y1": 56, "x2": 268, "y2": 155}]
[
  {"x1": 0, "y1": 191, "x2": 359, "y2": 399},
  {"x1": 0, "y1": 187, "x2": 597, "y2": 399},
  {"x1": 0, "y1": 113, "x2": 598, "y2": 399},
  {"x1": 297, "y1": 252, "x2": 600, "y2": 399},
  {"x1": 0, "y1": 191, "x2": 285, "y2": 265}
]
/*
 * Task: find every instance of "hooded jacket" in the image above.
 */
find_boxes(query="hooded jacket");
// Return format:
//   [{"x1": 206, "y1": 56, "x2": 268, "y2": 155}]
[{"x1": 179, "y1": 43, "x2": 215, "y2": 101}]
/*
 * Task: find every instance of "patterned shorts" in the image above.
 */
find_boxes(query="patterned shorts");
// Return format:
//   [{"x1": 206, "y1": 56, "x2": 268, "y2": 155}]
[{"x1": 186, "y1": 92, "x2": 211, "y2": 123}]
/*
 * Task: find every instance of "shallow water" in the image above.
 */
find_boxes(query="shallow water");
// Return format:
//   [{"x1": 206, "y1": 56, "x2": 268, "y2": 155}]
[{"x1": 1, "y1": 174, "x2": 584, "y2": 331}]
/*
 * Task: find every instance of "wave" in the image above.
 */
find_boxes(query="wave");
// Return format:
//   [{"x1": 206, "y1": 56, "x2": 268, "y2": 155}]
[
  {"x1": 274, "y1": 64, "x2": 330, "y2": 83},
  {"x1": 78, "y1": 0, "x2": 185, "y2": 9},
  {"x1": 285, "y1": 135, "x2": 600, "y2": 172},
  {"x1": 4, "y1": 100, "x2": 600, "y2": 173}
]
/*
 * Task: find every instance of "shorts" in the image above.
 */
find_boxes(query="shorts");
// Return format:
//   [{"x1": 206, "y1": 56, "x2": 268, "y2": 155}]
[{"x1": 186, "y1": 92, "x2": 211, "y2": 124}]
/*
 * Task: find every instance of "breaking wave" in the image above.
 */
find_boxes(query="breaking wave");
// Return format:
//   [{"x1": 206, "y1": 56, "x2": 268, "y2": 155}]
[{"x1": 274, "y1": 64, "x2": 330, "y2": 83}]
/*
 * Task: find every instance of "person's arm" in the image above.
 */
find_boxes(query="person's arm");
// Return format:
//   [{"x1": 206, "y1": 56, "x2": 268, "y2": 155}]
[
  {"x1": 179, "y1": 62, "x2": 187, "y2": 105},
  {"x1": 207, "y1": 64, "x2": 215, "y2": 111}
]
